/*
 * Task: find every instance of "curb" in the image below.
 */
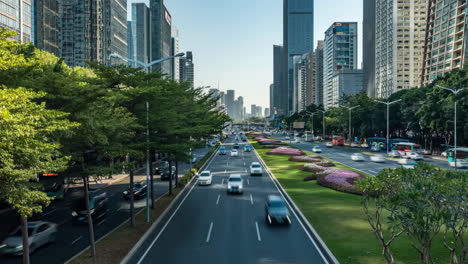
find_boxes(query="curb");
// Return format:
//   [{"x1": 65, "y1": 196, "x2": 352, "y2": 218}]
[
  {"x1": 252, "y1": 146, "x2": 340, "y2": 264},
  {"x1": 120, "y1": 144, "x2": 220, "y2": 264}
]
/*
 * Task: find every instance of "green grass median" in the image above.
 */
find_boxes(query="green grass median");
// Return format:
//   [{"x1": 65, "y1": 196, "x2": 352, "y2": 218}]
[{"x1": 251, "y1": 141, "x2": 451, "y2": 264}]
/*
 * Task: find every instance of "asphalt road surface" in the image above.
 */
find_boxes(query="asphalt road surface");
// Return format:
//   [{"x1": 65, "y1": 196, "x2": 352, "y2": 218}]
[
  {"x1": 127, "y1": 136, "x2": 329, "y2": 264},
  {"x1": 274, "y1": 135, "x2": 464, "y2": 176},
  {"x1": 0, "y1": 146, "x2": 211, "y2": 264}
]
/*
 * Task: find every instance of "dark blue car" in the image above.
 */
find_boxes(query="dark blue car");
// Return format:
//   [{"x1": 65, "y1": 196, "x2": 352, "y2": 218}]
[
  {"x1": 265, "y1": 195, "x2": 291, "y2": 225},
  {"x1": 219, "y1": 147, "x2": 227, "y2": 155}
]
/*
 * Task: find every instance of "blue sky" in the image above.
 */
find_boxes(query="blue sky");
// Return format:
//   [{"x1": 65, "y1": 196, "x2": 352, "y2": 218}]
[{"x1": 128, "y1": 0, "x2": 362, "y2": 111}]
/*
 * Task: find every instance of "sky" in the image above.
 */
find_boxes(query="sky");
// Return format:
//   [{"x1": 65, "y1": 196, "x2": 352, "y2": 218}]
[{"x1": 128, "y1": 0, "x2": 362, "y2": 111}]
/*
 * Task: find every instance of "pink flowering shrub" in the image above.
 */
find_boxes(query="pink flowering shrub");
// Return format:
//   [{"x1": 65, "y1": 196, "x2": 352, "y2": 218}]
[
  {"x1": 317, "y1": 170, "x2": 365, "y2": 195},
  {"x1": 300, "y1": 163, "x2": 327, "y2": 172},
  {"x1": 314, "y1": 160, "x2": 335, "y2": 167},
  {"x1": 303, "y1": 174, "x2": 317, "y2": 181},
  {"x1": 266, "y1": 147, "x2": 305, "y2": 156},
  {"x1": 288, "y1": 155, "x2": 323, "y2": 162},
  {"x1": 262, "y1": 145, "x2": 281, "y2": 149}
]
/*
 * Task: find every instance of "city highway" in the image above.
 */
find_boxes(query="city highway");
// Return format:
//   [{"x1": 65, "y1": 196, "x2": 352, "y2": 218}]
[
  {"x1": 126, "y1": 137, "x2": 329, "y2": 264},
  {"x1": 0, "y1": 147, "x2": 211, "y2": 264},
  {"x1": 274, "y1": 135, "x2": 462, "y2": 176}
]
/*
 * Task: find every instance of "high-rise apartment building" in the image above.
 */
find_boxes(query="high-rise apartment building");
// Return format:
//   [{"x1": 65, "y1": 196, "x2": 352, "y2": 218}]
[
  {"x1": 179, "y1": 51, "x2": 194, "y2": 88},
  {"x1": 225, "y1": 90, "x2": 235, "y2": 118},
  {"x1": 251, "y1": 104, "x2": 257, "y2": 117},
  {"x1": 34, "y1": 0, "x2": 60, "y2": 56},
  {"x1": 171, "y1": 25, "x2": 180, "y2": 81},
  {"x1": 128, "y1": 2, "x2": 150, "y2": 68},
  {"x1": 363, "y1": 0, "x2": 376, "y2": 97},
  {"x1": 323, "y1": 22, "x2": 358, "y2": 108},
  {"x1": 265, "y1": 108, "x2": 270, "y2": 117},
  {"x1": 330, "y1": 69, "x2": 364, "y2": 107},
  {"x1": 60, "y1": 0, "x2": 127, "y2": 67},
  {"x1": 293, "y1": 52, "x2": 315, "y2": 113},
  {"x1": 0, "y1": 0, "x2": 33, "y2": 43},
  {"x1": 374, "y1": 0, "x2": 428, "y2": 98},
  {"x1": 423, "y1": 0, "x2": 468, "y2": 85},
  {"x1": 315, "y1": 40, "x2": 324, "y2": 105},
  {"x1": 150, "y1": 0, "x2": 172, "y2": 76},
  {"x1": 273, "y1": 45, "x2": 287, "y2": 115},
  {"x1": 283, "y1": 0, "x2": 314, "y2": 114}
]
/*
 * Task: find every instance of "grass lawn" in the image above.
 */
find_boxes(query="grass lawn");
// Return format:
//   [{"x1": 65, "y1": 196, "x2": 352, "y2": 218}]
[{"x1": 252, "y1": 141, "x2": 452, "y2": 264}]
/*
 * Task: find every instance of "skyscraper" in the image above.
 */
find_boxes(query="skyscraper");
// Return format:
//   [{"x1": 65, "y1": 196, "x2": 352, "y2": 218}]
[
  {"x1": 423, "y1": 0, "x2": 468, "y2": 85},
  {"x1": 128, "y1": 2, "x2": 150, "y2": 68},
  {"x1": 251, "y1": 104, "x2": 257, "y2": 117},
  {"x1": 323, "y1": 22, "x2": 358, "y2": 108},
  {"x1": 171, "y1": 25, "x2": 180, "y2": 81},
  {"x1": 273, "y1": 45, "x2": 287, "y2": 115},
  {"x1": 0, "y1": 0, "x2": 33, "y2": 43},
  {"x1": 150, "y1": 0, "x2": 172, "y2": 76},
  {"x1": 315, "y1": 40, "x2": 324, "y2": 105},
  {"x1": 60, "y1": 0, "x2": 128, "y2": 67},
  {"x1": 269, "y1": 83, "x2": 274, "y2": 113},
  {"x1": 330, "y1": 69, "x2": 364, "y2": 107},
  {"x1": 283, "y1": 0, "x2": 314, "y2": 114},
  {"x1": 179, "y1": 51, "x2": 194, "y2": 88},
  {"x1": 374, "y1": 0, "x2": 427, "y2": 98},
  {"x1": 225, "y1": 90, "x2": 235, "y2": 118},
  {"x1": 363, "y1": 0, "x2": 376, "y2": 97},
  {"x1": 265, "y1": 108, "x2": 270, "y2": 117},
  {"x1": 34, "y1": 0, "x2": 61, "y2": 56}
]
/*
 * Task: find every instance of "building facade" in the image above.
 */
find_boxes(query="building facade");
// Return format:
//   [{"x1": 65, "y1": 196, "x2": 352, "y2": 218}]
[
  {"x1": 171, "y1": 25, "x2": 180, "y2": 81},
  {"x1": 315, "y1": 40, "x2": 324, "y2": 105},
  {"x1": 293, "y1": 52, "x2": 315, "y2": 113},
  {"x1": 179, "y1": 51, "x2": 194, "y2": 88},
  {"x1": 265, "y1": 108, "x2": 270, "y2": 117},
  {"x1": 374, "y1": 0, "x2": 427, "y2": 98},
  {"x1": 0, "y1": 0, "x2": 33, "y2": 43},
  {"x1": 225, "y1": 89, "x2": 235, "y2": 118},
  {"x1": 128, "y1": 2, "x2": 150, "y2": 68},
  {"x1": 423, "y1": 0, "x2": 468, "y2": 85},
  {"x1": 273, "y1": 45, "x2": 287, "y2": 115},
  {"x1": 269, "y1": 83, "x2": 274, "y2": 114},
  {"x1": 363, "y1": 0, "x2": 376, "y2": 97},
  {"x1": 33, "y1": 0, "x2": 60, "y2": 56},
  {"x1": 104, "y1": 0, "x2": 128, "y2": 65},
  {"x1": 150, "y1": 0, "x2": 172, "y2": 76},
  {"x1": 330, "y1": 69, "x2": 364, "y2": 107},
  {"x1": 323, "y1": 22, "x2": 358, "y2": 108},
  {"x1": 283, "y1": 0, "x2": 314, "y2": 114}
]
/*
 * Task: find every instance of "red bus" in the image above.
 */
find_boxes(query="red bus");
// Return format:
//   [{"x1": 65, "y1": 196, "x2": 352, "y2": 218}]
[{"x1": 332, "y1": 136, "x2": 345, "y2": 146}]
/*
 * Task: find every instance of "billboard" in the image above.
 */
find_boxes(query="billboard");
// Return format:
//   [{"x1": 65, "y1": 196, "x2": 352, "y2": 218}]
[{"x1": 293, "y1": 122, "x2": 305, "y2": 129}]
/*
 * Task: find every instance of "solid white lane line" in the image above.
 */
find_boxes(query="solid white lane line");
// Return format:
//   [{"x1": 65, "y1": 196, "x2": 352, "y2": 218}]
[
  {"x1": 216, "y1": 194, "x2": 220, "y2": 205},
  {"x1": 206, "y1": 222, "x2": 214, "y2": 243},
  {"x1": 225, "y1": 169, "x2": 227, "y2": 173},
  {"x1": 250, "y1": 194, "x2": 253, "y2": 205},
  {"x1": 97, "y1": 219, "x2": 107, "y2": 226},
  {"x1": 255, "y1": 222, "x2": 261, "y2": 242},
  {"x1": 71, "y1": 236, "x2": 82, "y2": 245}
]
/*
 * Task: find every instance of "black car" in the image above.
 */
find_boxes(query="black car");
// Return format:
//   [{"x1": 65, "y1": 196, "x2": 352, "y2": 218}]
[
  {"x1": 242, "y1": 138, "x2": 247, "y2": 142},
  {"x1": 160, "y1": 162, "x2": 176, "y2": 181},
  {"x1": 265, "y1": 195, "x2": 291, "y2": 225},
  {"x1": 71, "y1": 191, "x2": 108, "y2": 223},
  {"x1": 123, "y1": 182, "x2": 147, "y2": 200},
  {"x1": 233, "y1": 143, "x2": 240, "y2": 149}
]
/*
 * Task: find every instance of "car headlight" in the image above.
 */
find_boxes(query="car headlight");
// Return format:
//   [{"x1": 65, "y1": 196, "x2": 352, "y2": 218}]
[
  {"x1": 0, "y1": 244, "x2": 6, "y2": 249},
  {"x1": 239, "y1": 185, "x2": 243, "y2": 189},
  {"x1": 15, "y1": 245, "x2": 23, "y2": 249},
  {"x1": 123, "y1": 191, "x2": 128, "y2": 195},
  {"x1": 227, "y1": 186, "x2": 232, "y2": 189},
  {"x1": 71, "y1": 211, "x2": 78, "y2": 217}
]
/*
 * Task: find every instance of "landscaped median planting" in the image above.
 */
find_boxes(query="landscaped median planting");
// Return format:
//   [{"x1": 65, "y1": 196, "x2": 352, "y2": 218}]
[
  {"x1": 288, "y1": 155, "x2": 323, "y2": 162},
  {"x1": 266, "y1": 146, "x2": 305, "y2": 156},
  {"x1": 317, "y1": 170, "x2": 364, "y2": 195}
]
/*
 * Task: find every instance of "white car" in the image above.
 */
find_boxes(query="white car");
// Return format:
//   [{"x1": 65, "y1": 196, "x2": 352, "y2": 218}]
[
  {"x1": 227, "y1": 174, "x2": 243, "y2": 194},
  {"x1": 351, "y1": 153, "x2": 365, "y2": 161},
  {"x1": 231, "y1": 149, "x2": 238, "y2": 157},
  {"x1": 325, "y1": 142, "x2": 333, "y2": 148},
  {"x1": 387, "y1": 150, "x2": 400, "y2": 158},
  {"x1": 285, "y1": 136, "x2": 290, "y2": 140},
  {"x1": 312, "y1": 146, "x2": 322, "y2": 153},
  {"x1": 398, "y1": 159, "x2": 417, "y2": 168},
  {"x1": 250, "y1": 162, "x2": 263, "y2": 176},
  {"x1": 408, "y1": 152, "x2": 424, "y2": 160},
  {"x1": 293, "y1": 138, "x2": 300, "y2": 143},
  {"x1": 0, "y1": 221, "x2": 58, "y2": 256},
  {"x1": 198, "y1": 171, "x2": 213, "y2": 185},
  {"x1": 370, "y1": 154, "x2": 385, "y2": 163}
]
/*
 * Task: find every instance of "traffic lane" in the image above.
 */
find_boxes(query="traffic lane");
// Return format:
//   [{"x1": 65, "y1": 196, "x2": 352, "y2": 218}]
[
  {"x1": 134, "y1": 140, "x2": 326, "y2": 264},
  {"x1": 0, "y1": 180, "x2": 170, "y2": 264}
]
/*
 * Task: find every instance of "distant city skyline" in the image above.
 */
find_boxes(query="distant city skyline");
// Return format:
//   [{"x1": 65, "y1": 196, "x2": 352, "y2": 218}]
[{"x1": 128, "y1": 0, "x2": 363, "y2": 109}]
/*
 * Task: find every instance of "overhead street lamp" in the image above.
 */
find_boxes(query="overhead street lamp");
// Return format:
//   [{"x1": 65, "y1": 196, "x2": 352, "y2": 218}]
[
  {"x1": 108, "y1": 53, "x2": 185, "y2": 223},
  {"x1": 374, "y1": 99, "x2": 402, "y2": 153},
  {"x1": 436, "y1": 85, "x2": 467, "y2": 170},
  {"x1": 343, "y1": 105, "x2": 359, "y2": 144}
]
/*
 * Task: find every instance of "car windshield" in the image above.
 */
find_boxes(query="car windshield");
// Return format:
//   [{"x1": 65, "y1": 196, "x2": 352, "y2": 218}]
[
  {"x1": 229, "y1": 177, "x2": 241, "y2": 182},
  {"x1": 252, "y1": 164, "x2": 261, "y2": 168},
  {"x1": 200, "y1": 173, "x2": 210, "y2": 177}
]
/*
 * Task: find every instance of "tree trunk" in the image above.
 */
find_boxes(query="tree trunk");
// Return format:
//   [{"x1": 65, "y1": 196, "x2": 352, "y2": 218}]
[
  {"x1": 129, "y1": 168, "x2": 135, "y2": 227},
  {"x1": 83, "y1": 176, "x2": 96, "y2": 259},
  {"x1": 420, "y1": 242, "x2": 432, "y2": 264},
  {"x1": 168, "y1": 159, "x2": 173, "y2": 195},
  {"x1": 383, "y1": 245, "x2": 395, "y2": 264},
  {"x1": 149, "y1": 152, "x2": 154, "y2": 209},
  {"x1": 175, "y1": 160, "x2": 179, "y2": 188},
  {"x1": 20, "y1": 216, "x2": 30, "y2": 264},
  {"x1": 108, "y1": 158, "x2": 114, "y2": 179}
]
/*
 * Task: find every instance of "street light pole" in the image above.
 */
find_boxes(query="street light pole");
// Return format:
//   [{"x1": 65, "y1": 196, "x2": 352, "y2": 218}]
[
  {"x1": 344, "y1": 106, "x2": 359, "y2": 144},
  {"x1": 318, "y1": 110, "x2": 326, "y2": 140},
  {"x1": 374, "y1": 99, "x2": 402, "y2": 153},
  {"x1": 436, "y1": 85, "x2": 467, "y2": 170},
  {"x1": 108, "y1": 53, "x2": 185, "y2": 222}
]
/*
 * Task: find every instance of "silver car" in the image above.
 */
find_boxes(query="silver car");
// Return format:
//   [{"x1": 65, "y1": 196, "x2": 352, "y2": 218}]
[
  {"x1": 227, "y1": 174, "x2": 244, "y2": 194},
  {"x1": 0, "y1": 221, "x2": 58, "y2": 256}
]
